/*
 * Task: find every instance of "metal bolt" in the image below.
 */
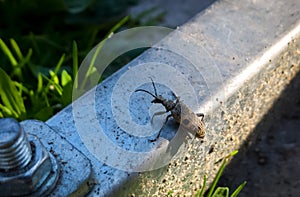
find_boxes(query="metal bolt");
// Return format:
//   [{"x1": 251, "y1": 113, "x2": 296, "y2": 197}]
[
  {"x1": 0, "y1": 118, "x2": 59, "y2": 196},
  {"x1": 0, "y1": 118, "x2": 32, "y2": 170}
]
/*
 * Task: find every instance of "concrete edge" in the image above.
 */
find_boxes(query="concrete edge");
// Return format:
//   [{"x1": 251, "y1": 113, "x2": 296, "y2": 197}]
[{"x1": 46, "y1": 0, "x2": 300, "y2": 196}]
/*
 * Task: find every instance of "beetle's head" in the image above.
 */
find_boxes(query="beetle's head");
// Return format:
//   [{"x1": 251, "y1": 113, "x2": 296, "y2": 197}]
[{"x1": 151, "y1": 95, "x2": 164, "y2": 104}]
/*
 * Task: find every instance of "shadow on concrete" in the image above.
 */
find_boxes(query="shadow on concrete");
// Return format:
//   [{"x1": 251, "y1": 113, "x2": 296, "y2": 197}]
[{"x1": 218, "y1": 71, "x2": 300, "y2": 197}]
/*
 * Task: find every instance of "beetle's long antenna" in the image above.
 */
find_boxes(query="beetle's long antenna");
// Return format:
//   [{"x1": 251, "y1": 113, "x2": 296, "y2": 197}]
[
  {"x1": 149, "y1": 78, "x2": 158, "y2": 96},
  {"x1": 135, "y1": 89, "x2": 157, "y2": 98}
]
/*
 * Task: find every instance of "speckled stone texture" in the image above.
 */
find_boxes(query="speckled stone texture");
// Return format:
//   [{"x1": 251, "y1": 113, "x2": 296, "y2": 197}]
[
  {"x1": 117, "y1": 34, "x2": 300, "y2": 197},
  {"x1": 46, "y1": 0, "x2": 300, "y2": 196}
]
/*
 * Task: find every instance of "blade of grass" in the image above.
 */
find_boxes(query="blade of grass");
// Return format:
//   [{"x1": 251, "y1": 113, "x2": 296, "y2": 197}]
[
  {"x1": 33, "y1": 106, "x2": 53, "y2": 121},
  {"x1": 61, "y1": 70, "x2": 72, "y2": 87},
  {"x1": 54, "y1": 53, "x2": 65, "y2": 74},
  {"x1": 42, "y1": 74, "x2": 63, "y2": 96},
  {"x1": 10, "y1": 38, "x2": 24, "y2": 60},
  {"x1": 87, "y1": 27, "x2": 100, "y2": 49},
  {"x1": 207, "y1": 160, "x2": 227, "y2": 197},
  {"x1": 0, "y1": 38, "x2": 23, "y2": 80},
  {"x1": 0, "y1": 108, "x2": 3, "y2": 117},
  {"x1": 230, "y1": 181, "x2": 247, "y2": 197},
  {"x1": 14, "y1": 82, "x2": 30, "y2": 95},
  {"x1": 0, "y1": 68, "x2": 26, "y2": 119},
  {"x1": 28, "y1": 32, "x2": 40, "y2": 55},
  {"x1": 228, "y1": 150, "x2": 238, "y2": 157},
  {"x1": 42, "y1": 91, "x2": 50, "y2": 107},
  {"x1": 79, "y1": 17, "x2": 129, "y2": 95},
  {"x1": 195, "y1": 174, "x2": 207, "y2": 197},
  {"x1": 42, "y1": 54, "x2": 65, "y2": 95},
  {"x1": 79, "y1": 39, "x2": 104, "y2": 94},
  {"x1": 49, "y1": 70, "x2": 60, "y2": 85},
  {"x1": 37, "y1": 73, "x2": 44, "y2": 93},
  {"x1": 18, "y1": 48, "x2": 33, "y2": 70},
  {"x1": 72, "y1": 40, "x2": 78, "y2": 89},
  {"x1": 106, "y1": 16, "x2": 129, "y2": 37},
  {"x1": 0, "y1": 104, "x2": 15, "y2": 117},
  {"x1": 207, "y1": 151, "x2": 239, "y2": 197},
  {"x1": 0, "y1": 38, "x2": 18, "y2": 66},
  {"x1": 212, "y1": 187, "x2": 229, "y2": 197}
]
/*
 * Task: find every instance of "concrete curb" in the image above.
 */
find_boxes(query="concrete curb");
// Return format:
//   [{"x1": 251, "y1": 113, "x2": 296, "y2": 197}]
[{"x1": 46, "y1": 0, "x2": 300, "y2": 196}]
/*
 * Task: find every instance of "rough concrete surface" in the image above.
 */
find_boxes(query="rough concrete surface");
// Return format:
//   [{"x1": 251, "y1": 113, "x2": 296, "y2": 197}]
[
  {"x1": 46, "y1": 0, "x2": 300, "y2": 196},
  {"x1": 122, "y1": 34, "x2": 299, "y2": 197},
  {"x1": 219, "y1": 67, "x2": 300, "y2": 196},
  {"x1": 131, "y1": 1, "x2": 300, "y2": 196}
]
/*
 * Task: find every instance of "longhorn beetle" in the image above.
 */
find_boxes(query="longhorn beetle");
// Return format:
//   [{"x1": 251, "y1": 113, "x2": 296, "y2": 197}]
[{"x1": 135, "y1": 79, "x2": 205, "y2": 142}]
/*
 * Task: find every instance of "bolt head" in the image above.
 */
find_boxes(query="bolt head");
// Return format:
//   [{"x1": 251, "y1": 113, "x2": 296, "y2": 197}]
[
  {"x1": 0, "y1": 135, "x2": 59, "y2": 196},
  {"x1": 0, "y1": 118, "x2": 21, "y2": 149},
  {"x1": 0, "y1": 118, "x2": 32, "y2": 170}
]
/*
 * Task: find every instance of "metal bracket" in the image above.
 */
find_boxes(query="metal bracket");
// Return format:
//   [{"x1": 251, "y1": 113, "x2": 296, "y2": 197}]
[{"x1": 20, "y1": 120, "x2": 94, "y2": 196}]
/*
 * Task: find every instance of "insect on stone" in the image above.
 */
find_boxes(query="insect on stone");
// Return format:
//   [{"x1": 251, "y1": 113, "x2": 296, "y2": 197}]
[{"x1": 135, "y1": 79, "x2": 205, "y2": 142}]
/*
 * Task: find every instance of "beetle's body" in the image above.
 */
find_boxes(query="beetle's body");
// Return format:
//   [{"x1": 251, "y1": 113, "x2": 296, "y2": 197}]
[
  {"x1": 171, "y1": 100, "x2": 205, "y2": 138},
  {"x1": 135, "y1": 79, "x2": 205, "y2": 141}
]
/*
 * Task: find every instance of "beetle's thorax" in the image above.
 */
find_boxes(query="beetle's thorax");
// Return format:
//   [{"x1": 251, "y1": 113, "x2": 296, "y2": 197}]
[
  {"x1": 152, "y1": 95, "x2": 176, "y2": 111},
  {"x1": 161, "y1": 99, "x2": 176, "y2": 112}
]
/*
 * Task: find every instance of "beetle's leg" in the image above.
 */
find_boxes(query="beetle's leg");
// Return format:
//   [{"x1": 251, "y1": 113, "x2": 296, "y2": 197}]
[
  {"x1": 151, "y1": 111, "x2": 167, "y2": 125},
  {"x1": 175, "y1": 96, "x2": 180, "y2": 104},
  {"x1": 196, "y1": 113, "x2": 204, "y2": 121},
  {"x1": 150, "y1": 114, "x2": 172, "y2": 142}
]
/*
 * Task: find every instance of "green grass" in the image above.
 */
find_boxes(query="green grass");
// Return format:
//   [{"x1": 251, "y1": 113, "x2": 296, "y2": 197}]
[
  {"x1": 0, "y1": 0, "x2": 167, "y2": 121},
  {"x1": 0, "y1": 38, "x2": 73, "y2": 120},
  {"x1": 0, "y1": 15, "x2": 131, "y2": 121},
  {"x1": 195, "y1": 150, "x2": 247, "y2": 197}
]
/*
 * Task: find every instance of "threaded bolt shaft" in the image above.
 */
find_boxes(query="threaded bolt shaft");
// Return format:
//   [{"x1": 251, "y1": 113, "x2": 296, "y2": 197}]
[{"x1": 0, "y1": 118, "x2": 32, "y2": 171}]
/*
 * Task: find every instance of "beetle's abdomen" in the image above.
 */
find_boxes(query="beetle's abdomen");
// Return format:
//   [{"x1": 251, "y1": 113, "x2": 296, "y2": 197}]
[{"x1": 172, "y1": 102, "x2": 205, "y2": 138}]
